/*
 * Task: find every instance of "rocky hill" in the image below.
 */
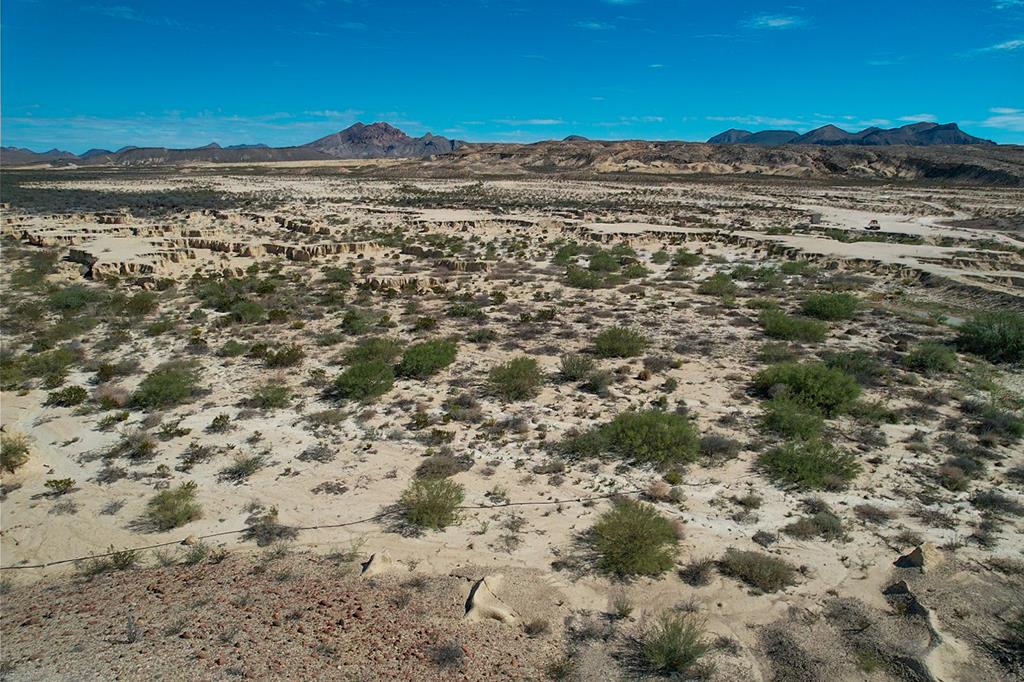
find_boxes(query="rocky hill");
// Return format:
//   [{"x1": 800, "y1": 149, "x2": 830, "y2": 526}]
[{"x1": 708, "y1": 122, "x2": 995, "y2": 146}]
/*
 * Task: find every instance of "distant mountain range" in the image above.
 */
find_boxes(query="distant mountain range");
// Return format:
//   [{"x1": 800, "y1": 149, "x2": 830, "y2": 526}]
[
  {"x1": 707, "y1": 122, "x2": 994, "y2": 146},
  {"x1": 1, "y1": 122, "x2": 463, "y2": 166},
  {"x1": 1, "y1": 120, "x2": 1003, "y2": 168}
]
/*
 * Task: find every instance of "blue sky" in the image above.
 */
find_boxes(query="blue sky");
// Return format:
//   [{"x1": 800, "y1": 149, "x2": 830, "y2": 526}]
[{"x1": 2, "y1": 0, "x2": 1023, "y2": 152}]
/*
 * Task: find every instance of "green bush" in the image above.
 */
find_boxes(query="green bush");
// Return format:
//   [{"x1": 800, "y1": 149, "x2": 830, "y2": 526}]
[
  {"x1": 823, "y1": 350, "x2": 885, "y2": 386},
  {"x1": 44, "y1": 385, "x2": 88, "y2": 407},
  {"x1": 217, "y1": 339, "x2": 248, "y2": 357},
  {"x1": 399, "y1": 478, "x2": 464, "y2": 530},
  {"x1": 334, "y1": 360, "x2": 394, "y2": 401},
  {"x1": 230, "y1": 300, "x2": 265, "y2": 324},
  {"x1": 397, "y1": 339, "x2": 457, "y2": 378},
  {"x1": 263, "y1": 344, "x2": 306, "y2": 368},
  {"x1": 759, "y1": 309, "x2": 828, "y2": 342},
  {"x1": 132, "y1": 362, "x2": 199, "y2": 409},
  {"x1": 903, "y1": 342, "x2": 958, "y2": 373},
  {"x1": 146, "y1": 481, "x2": 202, "y2": 530},
  {"x1": 762, "y1": 396, "x2": 824, "y2": 439},
  {"x1": 219, "y1": 452, "x2": 268, "y2": 482},
  {"x1": 696, "y1": 272, "x2": 737, "y2": 297},
  {"x1": 673, "y1": 249, "x2": 703, "y2": 267},
  {"x1": 1, "y1": 433, "x2": 31, "y2": 473},
  {"x1": 595, "y1": 326, "x2": 647, "y2": 358},
  {"x1": 719, "y1": 548, "x2": 797, "y2": 592},
  {"x1": 753, "y1": 362, "x2": 860, "y2": 417},
  {"x1": 759, "y1": 439, "x2": 860, "y2": 489},
  {"x1": 489, "y1": 356, "x2": 544, "y2": 401},
  {"x1": 247, "y1": 383, "x2": 291, "y2": 409},
  {"x1": 590, "y1": 499, "x2": 678, "y2": 577},
  {"x1": 566, "y1": 265, "x2": 605, "y2": 289},
  {"x1": 345, "y1": 336, "x2": 403, "y2": 365},
  {"x1": 588, "y1": 251, "x2": 620, "y2": 272},
  {"x1": 559, "y1": 353, "x2": 595, "y2": 380},
  {"x1": 564, "y1": 410, "x2": 699, "y2": 467},
  {"x1": 46, "y1": 285, "x2": 103, "y2": 313},
  {"x1": 801, "y1": 292, "x2": 859, "y2": 320},
  {"x1": 957, "y1": 311, "x2": 1024, "y2": 364},
  {"x1": 642, "y1": 612, "x2": 709, "y2": 675},
  {"x1": 120, "y1": 291, "x2": 159, "y2": 317}
]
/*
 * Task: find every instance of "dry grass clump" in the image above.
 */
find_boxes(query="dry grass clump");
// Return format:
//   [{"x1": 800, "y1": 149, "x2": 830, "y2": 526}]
[
  {"x1": 641, "y1": 612, "x2": 710, "y2": 676},
  {"x1": 0, "y1": 433, "x2": 31, "y2": 473},
  {"x1": 719, "y1": 548, "x2": 798, "y2": 593}
]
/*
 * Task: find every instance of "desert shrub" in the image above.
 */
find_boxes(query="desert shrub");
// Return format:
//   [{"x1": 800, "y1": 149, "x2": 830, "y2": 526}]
[
  {"x1": 247, "y1": 383, "x2": 291, "y2": 409},
  {"x1": 44, "y1": 478, "x2": 76, "y2": 495},
  {"x1": 753, "y1": 362, "x2": 860, "y2": 417},
  {"x1": 566, "y1": 266, "x2": 605, "y2": 289},
  {"x1": 559, "y1": 353, "x2": 595, "y2": 380},
  {"x1": 801, "y1": 292, "x2": 859, "y2": 320},
  {"x1": 783, "y1": 509, "x2": 845, "y2": 541},
  {"x1": 594, "y1": 326, "x2": 647, "y2": 358},
  {"x1": 132, "y1": 362, "x2": 199, "y2": 409},
  {"x1": 345, "y1": 336, "x2": 403, "y2": 365},
  {"x1": 44, "y1": 385, "x2": 88, "y2": 407},
  {"x1": 590, "y1": 499, "x2": 678, "y2": 577},
  {"x1": 564, "y1": 410, "x2": 699, "y2": 467},
  {"x1": 0, "y1": 433, "x2": 30, "y2": 473},
  {"x1": 759, "y1": 309, "x2": 827, "y2": 342},
  {"x1": 757, "y1": 342, "x2": 798, "y2": 364},
  {"x1": 652, "y1": 250, "x2": 670, "y2": 265},
  {"x1": 971, "y1": 488, "x2": 1024, "y2": 517},
  {"x1": 642, "y1": 612, "x2": 709, "y2": 675},
  {"x1": 962, "y1": 400, "x2": 1024, "y2": 443},
  {"x1": 719, "y1": 548, "x2": 797, "y2": 592},
  {"x1": 219, "y1": 452, "x2": 269, "y2": 482},
  {"x1": 697, "y1": 272, "x2": 737, "y2": 297},
  {"x1": 397, "y1": 339, "x2": 457, "y2": 378},
  {"x1": 759, "y1": 439, "x2": 860, "y2": 489},
  {"x1": 109, "y1": 430, "x2": 158, "y2": 462},
  {"x1": 230, "y1": 300, "x2": 265, "y2": 324},
  {"x1": 399, "y1": 478, "x2": 464, "y2": 529},
  {"x1": 583, "y1": 369, "x2": 613, "y2": 396},
  {"x1": 264, "y1": 344, "x2": 305, "y2": 368},
  {"x1": 333, "y1": 360, "x2": 394, "y2": 401},
  {"x1": 416, "y1": 454, "x2": 473, "y2": 479},
  {"x1": 489, "y1": 356, "x2": 543, "y2": 401},
  {"x1": 699, "y1": 434, "x2": 741, "y2": 460},
  {"x1": 673, "y1": 249, "x2": 703, "y2": 267},
  {"x1": 217, "y1": 339, "x2": 248, "y2": 357},
  {"x1": 46, "y1": 284, "x2": 103, "y2": 313},
  {"x1": 762, "y1": 396, "x2": 824, "y2": 439},
  {"x1": 823, "y1": 350, "x2": 885, "y2": 386},
  {"x1": 120, "y1": 291, "x2": 159, "y2": 317},
  {"x1": 588, "y1": 251, "x2": 620, "y2": 272},
  {"x1": 903, "y1": 342, "x2": 958, "y2": 373},
  {"x1": 146, "y1": 481, "x2": 202, "y2": 530},
  {"x1": 957, "y1": 311, "x2": 1024, "y2": 364},
  {"x1": 243, "y1": 506, "x2": 298, "y2": 546},
  {"x1": 679, "y1": 556, "x2": 715, "y2": 586}
]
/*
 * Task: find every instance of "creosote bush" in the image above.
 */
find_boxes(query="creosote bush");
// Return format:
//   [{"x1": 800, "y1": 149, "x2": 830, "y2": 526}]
[
  {"x1": 397, "y1": 339, "x2": 457, "y2": 378},
  {"x1": 642, "y1": 612, "x2": 709, "y2": 676},
  {"x1": 563, "y1": 410, "x2": 699, "y2": 467},
  {"x1": 333, "y1": 360, "x2": 395, "y2": 401},
  {"x1": 399, "y1": 478, "x2": 464, "y2": 530},
  {"x1": 759, "y1": 439, "x2": 860, "y2": 489},
  {"x1": 488, "y1": 356, "x2": 544, "y2": 401},
  {"x1": 759, "y1": 309, "x2": 828, "y2": 343},
  {"x1": 132, "y1": 362, "x2": 200, "y2": 409},
  {"x1": 345, "y1": 337, "x2": 403, "y2": 365},
  {"x1": 801, "y1": 292, "x2": 859, "y2": 320},
  {"x1": 594, "y1": 326, "x2": 647, "y2": 358},
  {"x1": 559, "y1": 353, "x2": 595, "y2": 381},
  {"x1": 761, "y1": 397, "x2": 824, "y2": 439},
  {"x1": 957, "y1": 311, "x2": 1024, "y2": 364},
  {"x1": 719, "y1": 548, "x2": 798, "y2": 593},
  {"x1": 753, "y1": 362, "x2": 860, "y2": 417},
  {"x1": 903, "y1": 342, "x2": 958, "y2": 373},
  {"x1": 44, "y1": 385, "x2": 88, "y2": 407},
  {"x1": 1, "y1": 433, "x2": 31, "y2": 473},
  {"x1": 697, "y1": 272, "x2": 737, "y2": 297},
  {"x1": 590, "y1": 499, "x2": 678, "y2": 577},
  {"x1": 146, "y1": 481, "x2": 202, "y2": 530}
]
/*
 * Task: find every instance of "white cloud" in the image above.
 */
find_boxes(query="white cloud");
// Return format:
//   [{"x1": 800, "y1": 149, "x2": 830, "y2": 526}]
[
  {"x1": 744, "y1": 14, "x2": 806, "y2": 30},
  {"x1": 981, "y1": 107, "x2": 1024, "y2": 131},
  {"x1": 898, "y1": 113, "x2": 938, "y2": 122},
  {"x1": 494, "y1": 118, "x2": 565, "y2": 126},
  {"x1": 978, "y1": 38, "x2": 1024, "y2": 52},
  {"x1": 575, "y1": 20, "x2": 613, "y2": 30},
  {"x1": 707, "y1": 115, "x2": 803, "y2": 127},
  {"x1": 648, "y1": 63, "x2": 664, "y2": 68}
]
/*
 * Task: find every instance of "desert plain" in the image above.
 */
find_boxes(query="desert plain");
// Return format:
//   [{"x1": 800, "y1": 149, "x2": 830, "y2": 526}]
[{"x1": 0, "y1": 162, "x2": 1022, "y2": 681}]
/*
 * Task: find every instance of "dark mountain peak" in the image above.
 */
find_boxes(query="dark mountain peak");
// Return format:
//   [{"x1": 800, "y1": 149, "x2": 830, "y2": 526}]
[
  {"x1": 303, "y1": 121, "x2": 462, "y2": 159},
  {"x1": 564, "y1": 135, "x2": 590, "y2": 142},
  {"x1": 197, "y1": 142, "x2": 222, "y2": 150},
  {"x1": 707, "y1": 129, "x2": 752, "y2": 144},
  {"x1": 708, "y1": 121, "x2": 994, "y2": 147}
]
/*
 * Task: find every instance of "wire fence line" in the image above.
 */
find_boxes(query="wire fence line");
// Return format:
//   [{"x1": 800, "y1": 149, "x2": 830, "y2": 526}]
[{"x1": 1, "y1": 486, "x2": 650, "y2": 572}]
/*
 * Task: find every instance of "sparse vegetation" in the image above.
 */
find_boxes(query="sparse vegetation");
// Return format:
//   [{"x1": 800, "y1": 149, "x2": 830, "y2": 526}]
[
  {"x1": 333, "y1": 360, "x2": 394, "y2": 401},
  {"x1": 1, "y1": 433, "x2": 31, "y2": 473},
  {"x1": 132, "y1": 362, "x2": 200, "y2": 409},
  {"x1": 145, "y1": 481, "x2": 202, "y2": 530},
  {"x1": 589, "y1": 498, "x2": 678, "y2": 577},
  {"x1": 753, "y1": 362, "x2": 860, "y2": 417},
  {"x1": 957, "y1": 311, "x2": 1024, "y2": 364},
  {"x1": 488, "y1": 356, "x2": 543, "y2": 400},
  {"x1": 594, "y1": 326, "x2": 647, "y2": 358},
  {"x1": 397, "y1": 339, "x2": 457, "y2": 378},
  {"x1": 563, "y1": 410, "x2": 699, "y2": 467},
  {"x1": 801, "y1": 292, "x2": 859, "y2": 320},
  {"x1": 759, "y1": 309, "x2": 828, "y2": 342},
  {"x1": 759, "y1": 439, "x2": 860, "y2": 489},
  {"x1": 719, "y1": 548, "x2": 798, "y2": 592},
  {"x1": 641, "y1": 612, "x2": 709, "y2": 675},
  {"x1": 399, "y1": 478, "x2": 464, "y2": 530}
]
